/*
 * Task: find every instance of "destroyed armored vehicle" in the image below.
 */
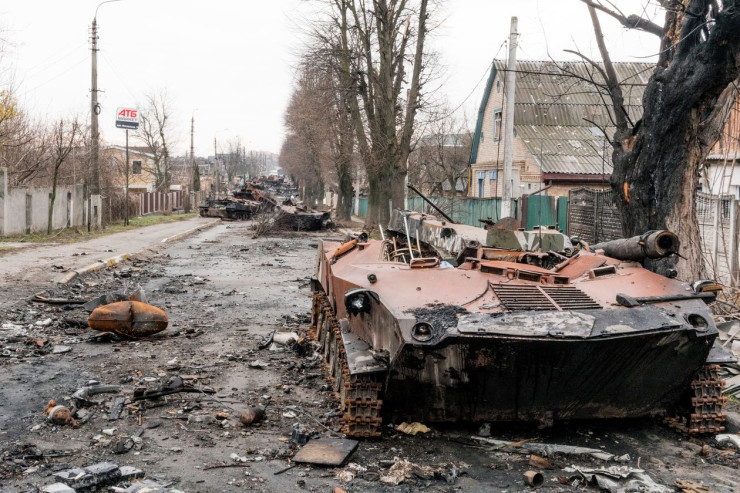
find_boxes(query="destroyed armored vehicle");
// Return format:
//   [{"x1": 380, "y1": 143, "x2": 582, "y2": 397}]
[
  {"x1": 198, "y1": 198, "x2": 261, "y2": 220},
  {"x1": 311, "y1": 209, "x2": 733, "y2": 437},
  {"x1": 276, "y1": 205, "x2": 333, "y2": 231}
]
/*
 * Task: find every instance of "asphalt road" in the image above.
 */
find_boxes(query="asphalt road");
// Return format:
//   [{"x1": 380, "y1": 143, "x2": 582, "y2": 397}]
[
  {"x1": 0, "y1": 220, "x2": 738, "y2": 493},
  {"x1": 0, "y1": 216, "x2": 217, "y2": 305}
]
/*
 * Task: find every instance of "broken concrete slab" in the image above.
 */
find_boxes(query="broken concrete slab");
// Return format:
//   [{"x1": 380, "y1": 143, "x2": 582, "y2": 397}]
[
  {"x1": 110, "y1": 479, "x2": 185, "y2": 493},
  {"x1": 53, "y1": 468, "x2": 86, "y2": 483},
  {"x1": 118, "y1": 466, "x2": 145, "y2": 480},
  {"x1": 42, "y1": 482, "x2": 77, "y2": 493},
  {"x1": 55, "y1": 462, "x2": 122, "y2": 490}
]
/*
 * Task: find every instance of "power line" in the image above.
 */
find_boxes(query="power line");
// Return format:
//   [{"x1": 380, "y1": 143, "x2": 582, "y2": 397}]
[
  {"x1": 18, "y1": 55, "x2": 89, "y2": 98},
  {"x1": 435, "y1": 39, "x2": 508, "y2": 122}
]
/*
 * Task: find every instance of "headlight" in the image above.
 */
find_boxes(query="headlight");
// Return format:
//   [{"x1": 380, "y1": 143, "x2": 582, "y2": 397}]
[
  {"x1": 344, "y1": 289, "x2": 378, "y2": 315},
  {"x1": 686, "y1": 314, "x2": 709, "y2": 331},
  {"x1": 411, "y1": 322, "x2": 434, "y2": 342}
]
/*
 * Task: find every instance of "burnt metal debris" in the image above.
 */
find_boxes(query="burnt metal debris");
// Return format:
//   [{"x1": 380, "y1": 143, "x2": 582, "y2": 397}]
[
  {"x1": 87, "y1": 301, "x2": 169, "y2": 338},
  {"x1": 311, "y1": 209, "x2": 736, "y2": 437},
  {"x1": 199, "y1": 176, "x2": 333, "y2": 230}
]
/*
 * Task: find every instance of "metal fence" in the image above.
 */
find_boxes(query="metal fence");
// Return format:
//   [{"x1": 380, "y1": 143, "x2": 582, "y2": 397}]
[
  {"x1": 567, "y1": 187, "x2": 624, "y2": 244},
  {"x1": 407, "y1": 196, "x2": 518, "y2": 227},
  {"x1": 567, "y1": 188, "x2": 740, "y2": 286},
  {"x1": 698, "y1": 193, "x2": 738, "y2": 286}
]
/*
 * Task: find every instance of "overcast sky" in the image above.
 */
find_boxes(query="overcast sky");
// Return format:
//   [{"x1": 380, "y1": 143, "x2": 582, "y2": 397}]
[{"x1": 2, "y1": 0, "x2": 662, "y2": 157}]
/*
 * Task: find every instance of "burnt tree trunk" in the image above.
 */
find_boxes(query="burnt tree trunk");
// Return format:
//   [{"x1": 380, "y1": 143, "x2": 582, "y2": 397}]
[{"x1": 585, "y1": 0, "x2": 740, "y2": 280}]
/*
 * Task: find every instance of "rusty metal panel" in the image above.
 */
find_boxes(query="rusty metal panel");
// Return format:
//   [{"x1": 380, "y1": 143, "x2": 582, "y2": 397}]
[{"x1": 293, "y1": 438, "x2": 358, "y2": 466}]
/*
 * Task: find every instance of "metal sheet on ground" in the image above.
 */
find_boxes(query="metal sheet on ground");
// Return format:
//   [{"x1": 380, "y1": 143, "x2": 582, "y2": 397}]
[{"x1": 293, "y1": 438, "x2": 359, "y2": 466}]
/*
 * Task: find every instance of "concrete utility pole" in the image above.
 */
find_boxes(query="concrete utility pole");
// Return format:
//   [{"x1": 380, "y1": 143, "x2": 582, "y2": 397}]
[
  {"x1": 190, "y1": 116, "x2": 195, "y2": 186},
  {"x1": 89, "y1": 0, "x2": 122, "y2": 231},
  {"x1": 88, "y1": 17, "x2": 100, "y2": 232},
  {"x1": 501, "y1": 16, "x2": 518, "y2": 219},
  {"x1": 90, "y1": 18, "x2": 99, "y2": 198},
  {"x1": 214, "y1": 137, "x2": 219, "y2": 198}
]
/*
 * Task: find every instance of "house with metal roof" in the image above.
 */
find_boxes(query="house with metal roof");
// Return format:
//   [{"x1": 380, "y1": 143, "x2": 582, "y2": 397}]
[
  {"x1": 703, "y1": 95, "x2": 740, "y2": 198},
  {"x1": 469, "y1": 59, "x2": 653, "y2": 198}
]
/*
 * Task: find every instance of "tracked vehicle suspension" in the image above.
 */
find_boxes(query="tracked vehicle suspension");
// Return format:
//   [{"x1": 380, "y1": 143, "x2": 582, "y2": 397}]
[
  {"x1": 311, "y1": 292, "x2": 384, "y2": 438},
  {"x1": 666, "y1": 364, "x2": 727, "y2": 435}
]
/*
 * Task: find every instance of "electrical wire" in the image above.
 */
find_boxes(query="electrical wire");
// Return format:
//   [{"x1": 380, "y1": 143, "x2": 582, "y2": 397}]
[
  {"x1": 18, "y1": 55, "x2": 89, "y2": 98},
  {"x1": 428, "y1": 39, "x2": 508, "y2": 124},
  {"x1": 22, "y1": 41, "x2": 89, "y2": 81},
  {"x1": 100, "y1": 51, "x2": 138, "y2": 102}
]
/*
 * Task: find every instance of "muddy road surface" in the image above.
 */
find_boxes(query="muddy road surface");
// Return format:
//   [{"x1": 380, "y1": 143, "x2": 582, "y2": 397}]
[{"x1": 1, "y1": 221, "x2": 738, "y2": 492}]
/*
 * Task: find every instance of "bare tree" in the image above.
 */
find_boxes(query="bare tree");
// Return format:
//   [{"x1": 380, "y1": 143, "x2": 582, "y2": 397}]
[
  {"x1": 138, "y1": 91, "x2": 174, "y2": 192},
  {"x1": 301, "y1": 20, "x2": 360, "y2": 221},
  {"x1": 326, "y1": 0, "x2": 432, "y2": 227},
  {"x1": 409, "y1": 109, "x2": 472, "y2": 198},
  {"x1": 579, "y1": 0, "x2": 740, "y2": 279},
  {"x1": 225, "y1": 137, "x2": 245, "y2": 184},
  {"x1": 282, "y1": 69, "x2": 330, "y2": 206},
  {"x1": 47, "y1": 117, "x2": 82, "y2": 234}
]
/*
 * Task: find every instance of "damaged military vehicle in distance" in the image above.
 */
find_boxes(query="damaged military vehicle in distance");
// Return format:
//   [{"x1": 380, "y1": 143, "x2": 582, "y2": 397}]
[{"x1": 311, "y1": 209, "x2": 733, "y2": 437}]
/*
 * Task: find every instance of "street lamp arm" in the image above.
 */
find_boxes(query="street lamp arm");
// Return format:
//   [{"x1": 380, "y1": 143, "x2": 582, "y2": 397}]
[{"x1": 95, "y1": 0, "x2": 122, "y2": 20}]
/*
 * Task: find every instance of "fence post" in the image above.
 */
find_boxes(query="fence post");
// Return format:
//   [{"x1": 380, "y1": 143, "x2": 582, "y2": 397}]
[
  {"x1": 731, "y1": 198, "x2": 738, "y2": 286},
  {"x1": 712, "y1": 197, "x2": 720, "y2": 279},
  {"x1": 0, "y1": 167, "x2": 7, "y2": 236}
]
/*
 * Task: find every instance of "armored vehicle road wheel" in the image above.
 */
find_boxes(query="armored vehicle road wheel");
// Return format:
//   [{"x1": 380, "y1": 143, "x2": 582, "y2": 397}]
[{"x1": 311, "y1": 292, "x2": 384, "y2": 438}]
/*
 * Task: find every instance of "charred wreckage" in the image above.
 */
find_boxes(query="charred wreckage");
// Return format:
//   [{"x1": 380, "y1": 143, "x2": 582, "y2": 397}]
[
  {"x1": 310, "y1": 209, "x2": 735, "y2": 438},
  {"x1": 199, "y1": 178, "x2": 332, "y2": 230}
]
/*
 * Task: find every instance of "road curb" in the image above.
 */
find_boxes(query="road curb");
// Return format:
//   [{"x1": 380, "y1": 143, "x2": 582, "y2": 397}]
[{"x1": 57, "y1": 219, "x2": 220, "y2": 284}]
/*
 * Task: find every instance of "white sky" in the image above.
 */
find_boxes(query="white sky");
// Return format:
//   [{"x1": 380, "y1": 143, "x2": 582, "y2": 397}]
[{"x1": 2, "y1": 0, "x2": 662, "y2": 157}]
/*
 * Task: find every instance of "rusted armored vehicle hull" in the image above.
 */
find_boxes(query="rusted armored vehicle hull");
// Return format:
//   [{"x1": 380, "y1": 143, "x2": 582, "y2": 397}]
[
  {"x1": 312, "y1": 210, "x2": 730, "y2": 436},
  {"x1": 278, "y1": 206, "x2": 332, "y2": 231},
  {"x1": 385, "y1": 319, "x2": 713, "y2": 423},
  {"x1": 198, "y1": 199, "x2": 261, "y2": 220}
]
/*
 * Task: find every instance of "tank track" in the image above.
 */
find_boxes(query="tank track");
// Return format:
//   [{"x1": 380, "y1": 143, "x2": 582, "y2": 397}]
[
  {"x1": 311, "y1": 292, "x2": 384, "y2": 438},
  {"x1": 665, "y1": 364, "x2": 727, "y2": 435}
]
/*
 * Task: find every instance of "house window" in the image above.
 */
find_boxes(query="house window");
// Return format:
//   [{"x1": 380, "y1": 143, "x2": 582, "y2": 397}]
[
  {"x1": 132, "y1": 160, "x2": 142, "y2": 175},
  {"x1": 493, "y1": 110, "x2": 503, "y2": 141},
  {"x1": 489, "y1": 170, "x2": 498, "y2": 181},
  {"x1": 477, "y1": 171, "x2": 485, "y2": 198},
  {"x1": 496, "y1": 81, "x2": 501, "y2": 93}
]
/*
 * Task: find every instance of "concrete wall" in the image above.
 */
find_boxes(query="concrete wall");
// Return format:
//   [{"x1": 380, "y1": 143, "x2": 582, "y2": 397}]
[
  {"x1": 0, "y1": 168, "x2": 6, "y2": 236},
  {"x1": 0, "y1": 168, "x2": 99, "y2": 236}
]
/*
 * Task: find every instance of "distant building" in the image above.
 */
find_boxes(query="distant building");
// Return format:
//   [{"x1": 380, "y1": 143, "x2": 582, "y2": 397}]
[
  {"x1": 106, "y1": 146, "x2": 158, "y2": 193},
  {"x1": 469, "y1": 60, "x2": 653, "y2": 198},
  {"x1": 703, "y1": 95, "x2": 740, "y2": 198},
  {"x1": 106, "y1": 146, "x2": 191, "y2": 192}
]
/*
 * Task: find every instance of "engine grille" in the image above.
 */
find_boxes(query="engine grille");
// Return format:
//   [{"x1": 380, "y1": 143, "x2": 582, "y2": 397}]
[{"x1": 491, "y1": 284, "x2": 602, "y2": 312}]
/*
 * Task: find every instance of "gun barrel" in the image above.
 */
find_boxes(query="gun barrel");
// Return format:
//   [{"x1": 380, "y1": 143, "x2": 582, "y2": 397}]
[{"x1": 592, "y1": 231, "x2": 679, "y2": 260}]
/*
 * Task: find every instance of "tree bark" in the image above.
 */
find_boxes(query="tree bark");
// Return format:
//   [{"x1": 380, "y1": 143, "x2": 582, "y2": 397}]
[{"x1": 584, "y1": 0, "x2": 740, "y2": 280}]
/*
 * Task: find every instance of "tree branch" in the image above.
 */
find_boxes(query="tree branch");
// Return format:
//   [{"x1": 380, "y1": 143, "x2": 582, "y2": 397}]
[{"x1": 579, "y1": 0, "x2": 665, "y2": 37}]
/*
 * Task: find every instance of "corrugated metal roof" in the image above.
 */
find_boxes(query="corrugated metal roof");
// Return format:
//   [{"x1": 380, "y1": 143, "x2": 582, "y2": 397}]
[
  {"x1": 492, "y1": 59, "x2": 651, "y2": 175},
  {"x1": 493, "y1": 59, "x2": 651, "y2": 107},
  {"x1": 471, "y1": 60, "x2": 653, "y2": 173},
  {"x1": 515, "y1": 103, "x2": 642, "y2": 127},
  {"x1": 515, "y1": 125, "x2": 613, "y2": 175},
  {"x1": 707, "y1": 153, "x2": 740, "y2": 160}
]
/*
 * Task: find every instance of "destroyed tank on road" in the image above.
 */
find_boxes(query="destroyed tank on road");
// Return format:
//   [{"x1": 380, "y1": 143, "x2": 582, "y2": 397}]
[{"x1": 311, "y1": 209, "x2": 733, "y2": 437}]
